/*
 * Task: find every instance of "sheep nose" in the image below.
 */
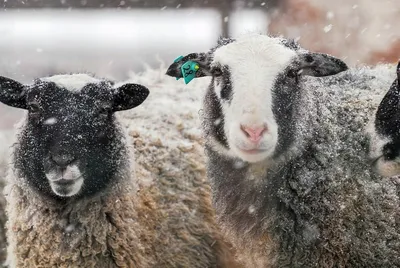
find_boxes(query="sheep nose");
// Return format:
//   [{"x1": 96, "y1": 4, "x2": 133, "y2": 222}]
[
  {"x1": 52, "y1": 154, "x2": 76, "y2": 168},
  {"x1": 240, "y1": 125, "x2": 267, "y2": 143}
]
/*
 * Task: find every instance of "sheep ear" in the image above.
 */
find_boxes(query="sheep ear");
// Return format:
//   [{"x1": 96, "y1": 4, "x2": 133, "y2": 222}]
[
  {"x1": 112, "y1": 83, "x2": 149, "y2": 112},
  {"x1": 166, "y1": 53, "x2": 212, "y2": 80},
  {"x1": 376, "y1": 80, "x2": 400, "y2": 121},
  {"x1": 375, "y1": 64, "x2": 400, "y2": 120},
  {"x1": 298, "y1": 53, "x2": 348, "y2": 77},
  {"x1": 0, "y1": 76, "x2": 27, "y2": 109}
]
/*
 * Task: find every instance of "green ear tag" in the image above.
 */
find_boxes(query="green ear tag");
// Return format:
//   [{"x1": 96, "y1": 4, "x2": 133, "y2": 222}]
[
  {"x1": 181, "y1": 61, "x2": 200, "y2": 84},
  {"x1": 172, "y1": 56, "x2": 200, "y2": 84},
  {"x1": 174, "y1": 56, "x2": 184, "y2": 81}
]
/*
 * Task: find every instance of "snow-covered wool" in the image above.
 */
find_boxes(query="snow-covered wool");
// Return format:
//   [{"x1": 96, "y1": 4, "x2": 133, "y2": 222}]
[
  {"x1": 0, "y1": 74, "x2": 237, "y2": 267},
  {"x1": 167, "y1": 34, "x2": 400, "y2": 267},
  {"x1": 0, "y1": 130, "x2": 13, "y2": 263},
  {"x1": 368, "y1": 62, "x2": 400, "y2": 178}
]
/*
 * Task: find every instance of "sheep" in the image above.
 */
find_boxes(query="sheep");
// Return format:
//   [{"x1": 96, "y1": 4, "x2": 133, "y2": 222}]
[
  {"x1": 368, "y1": 61, "x2": 400, "y2": 178},
  {"x1": 0, "y1": 73, "x2": 237, "y2": 268},
  {"x1": 166, "y1": 34, "x2": 400, "y2": 267}
]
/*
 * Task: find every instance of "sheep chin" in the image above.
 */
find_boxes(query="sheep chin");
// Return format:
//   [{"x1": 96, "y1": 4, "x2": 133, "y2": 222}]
[
  {"x1": 373, "y1": 157, "x2": 400, "y2": 178},
  {"x1": 46, "y1": 165, "x2": 84, "y2": 197}
]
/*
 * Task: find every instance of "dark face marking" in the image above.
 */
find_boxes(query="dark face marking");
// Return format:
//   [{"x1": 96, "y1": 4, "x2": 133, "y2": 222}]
[
  {"x1": 213, "y1": 65, "x2": 233, "y2": 102},
  {"x1": 375, "y1": 77, "x2": 400, "y2": 160},
  {"x1": 203, "y1": 84, "x2": 229, "y2": 149},
  {"x1": 271, "y1": 67, "x2": 302, "y2": 157}
]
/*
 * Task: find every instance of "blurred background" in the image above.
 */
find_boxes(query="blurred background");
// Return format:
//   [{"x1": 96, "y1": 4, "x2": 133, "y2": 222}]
[{"x1": 0, "y1": 0, "x2": 399, "y2": 130}]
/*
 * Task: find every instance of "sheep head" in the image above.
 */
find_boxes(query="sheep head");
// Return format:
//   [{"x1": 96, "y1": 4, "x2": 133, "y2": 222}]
[
  {"x1": 167, "y1": 35, "x2": 347, "y2": 163},
  {"x1": 370, "y1": 62, "x2": 400, "y2": 177},
  {"x1": 0, "y1": 74, "x2": 149, "y2": 199}
]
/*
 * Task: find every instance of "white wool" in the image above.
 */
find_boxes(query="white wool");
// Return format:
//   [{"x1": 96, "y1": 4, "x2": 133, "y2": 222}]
[
  {"x1": 0, "y1": 130, "x2": 16, "y2": 175},
  {"x1": 40, "y1": 73, "x2": 102, "y2": 92},
  {"x1": 119, "y1": 68, "x2": 209, "y2": 150}
]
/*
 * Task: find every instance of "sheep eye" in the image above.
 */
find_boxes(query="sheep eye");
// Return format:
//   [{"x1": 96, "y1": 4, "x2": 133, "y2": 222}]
[
  {"x1": 28, "y1": 103, "x2": 41, "y2": 114},
  {"x1": 212, "y1": 67, "x2": 223, "y2": 77}
]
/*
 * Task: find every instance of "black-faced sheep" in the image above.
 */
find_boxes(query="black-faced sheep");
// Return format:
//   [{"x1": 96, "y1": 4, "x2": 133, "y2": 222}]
[
  {"x1": 0, "y1": 73, "x2": 237, "y2": 267},
  {"x1": 167, "y1": 34, "x2": 400, "y2": 267},
  {"x1": 369, "y1": 61, "x2": 400, "y2": 178}
]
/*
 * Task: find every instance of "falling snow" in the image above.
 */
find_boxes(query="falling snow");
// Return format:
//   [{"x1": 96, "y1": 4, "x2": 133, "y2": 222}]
[
  {"x1": 44, "y1": 117, "x2": 57, "y2": 125},
  {"x1": 323, "y1": 24, "x2": 333, "y2": 33}
]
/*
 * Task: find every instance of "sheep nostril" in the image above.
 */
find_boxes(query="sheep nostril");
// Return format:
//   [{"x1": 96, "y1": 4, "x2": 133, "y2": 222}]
[{"x1": 240, "y1": 125, "x2": 251, "y2": 138}]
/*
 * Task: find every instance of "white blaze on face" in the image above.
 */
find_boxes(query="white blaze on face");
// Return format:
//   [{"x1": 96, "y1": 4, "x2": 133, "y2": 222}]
[
  {"x1": 41, "y1": 74, "x2": 101, "y2": 92},
  {"x1": 367, "y1": 119, "x2": 400, "y2": 177},
  {"x1": 46, "y1": 165, "x2": 84, "y2": 197},
  {"x1": 212, "y1": 35, "x2": 297, "y2": 163}
]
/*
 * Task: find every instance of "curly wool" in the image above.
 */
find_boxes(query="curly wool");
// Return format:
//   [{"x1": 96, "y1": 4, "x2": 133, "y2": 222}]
[
  {"x1": 4, "y1": 68, "x2": 238, "y2": 268},
  {"x1": 204, "y1": 64, "x2": 400, "y2": 267}
]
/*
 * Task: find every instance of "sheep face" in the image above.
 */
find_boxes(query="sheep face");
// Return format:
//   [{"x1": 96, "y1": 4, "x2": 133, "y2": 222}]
[
  {"x1": 167, "y1": 35, "x2": 347, "y2": 163},
  {"x1": 0, "y1": 74, "x2": 149, "y2": 199},
  {"x1": 369, "y1": 62, "x2": 400, "y2": 177}
]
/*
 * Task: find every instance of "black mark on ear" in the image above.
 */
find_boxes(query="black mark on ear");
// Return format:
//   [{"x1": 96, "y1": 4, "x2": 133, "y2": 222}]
[
  {"x1": 166, "y1": 52, "x2": 212, "y2": 79},
  {"x1": 113, "y1": 83, "x2": 149, "y2": 112},
  {"x1": 0, "y1": 76, "x2": 27, "y2": 109},
  {"x1": 298, "y1": 53, "x2": 348, "y2": 77}
]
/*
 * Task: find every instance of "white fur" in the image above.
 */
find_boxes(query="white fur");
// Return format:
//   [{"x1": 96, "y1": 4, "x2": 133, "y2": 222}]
[
  {"x1": 373, "y1": 158, "x2": 400, "y2": 177},
  {"x1": 212, "y1": 35, "x2": 296, "y2": 163},
  {"x1": 367, "y1": 115, "x2": 400, "y2": 177},
  {"x1": 43, "y1": 117, "x2": 58, "y2": 125},
  {"x1": 46, "y1": 165, "x2": 84, "y2": 197},
  {"x1": 367, "y1": 117, "x2": 390, "y2": 161},
  {"x1": 41, "y1": 74, "x2": 101, "y2": 92}
]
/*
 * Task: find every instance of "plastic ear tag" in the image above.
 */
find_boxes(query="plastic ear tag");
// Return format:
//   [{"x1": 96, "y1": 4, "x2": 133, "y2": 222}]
[
  {"x1": 173, "y1": 56, "x2": 200, "y2": 84},
  {"x1": 181, "y1": 61, "x2": 200, "y2": 84},
  {"x1": 174, "y1": 56, "x2": 184, "y2": 81}
]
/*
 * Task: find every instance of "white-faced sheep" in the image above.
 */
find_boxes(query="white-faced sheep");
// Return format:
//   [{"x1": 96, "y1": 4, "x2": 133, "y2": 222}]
[
  {"x1": 368, "y1": 61, "x2": 400, "y2": 178},
  {"x1": 167, "y1": 34, "x2": 400, "y2": 267},
  {"x1": 0, "y1": 74, "x2": 237, "y2": 267}
]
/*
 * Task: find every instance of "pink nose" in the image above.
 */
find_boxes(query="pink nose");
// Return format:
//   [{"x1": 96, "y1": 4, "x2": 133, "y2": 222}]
[{"x1": 240, "y1": 125, "x2": 267, "y2": 143}]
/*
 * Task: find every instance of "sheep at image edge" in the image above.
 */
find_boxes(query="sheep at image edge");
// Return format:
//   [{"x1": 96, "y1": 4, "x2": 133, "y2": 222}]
[
  {"x1": 167, "y1": 34, "x2": 400, "y2": 267},
  {"x1": 368, "y1": 61, "x2": 400, "y2": 179},
  {"x1": 0, "y1": 74, "x2": 237, "y2": 268}
]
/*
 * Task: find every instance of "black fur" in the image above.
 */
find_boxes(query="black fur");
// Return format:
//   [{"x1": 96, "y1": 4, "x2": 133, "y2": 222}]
[
  {"x1": 217, "y1": 66, "x2": 233, "y2": 102},
  {"x1": 375, "y1": 62, "x2": 400, "y2": 160},
  {"x1": 280, "y1": 38, "x2": 302, "y2": 51},
  {"x1": 0, "y1": 76, "x2": 27, "y2": 109},
  {"x1": 203, "y1": 84, "x2": 229, "y2": 149},
  {"x1": 271, "y1": 68, "x2": 303, "y2": 157}
]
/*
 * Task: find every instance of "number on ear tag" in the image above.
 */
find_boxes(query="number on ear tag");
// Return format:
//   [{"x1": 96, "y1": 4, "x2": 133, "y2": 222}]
[
  {"x1": 181, "y1": 61, "x2": 200, "y2": 84},
  {"x1": 172, "y1": 56, "x2": 200, "y2": 84}
]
